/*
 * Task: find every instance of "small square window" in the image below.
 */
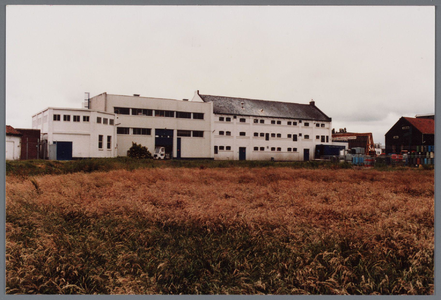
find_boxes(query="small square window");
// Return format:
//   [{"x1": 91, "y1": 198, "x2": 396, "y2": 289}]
[
  {"x1": 83, "y1": 116, "x2": 90, "y2": 122},
  {"x1": 254, "y1": 147, "x2": 258, "y2": 151},
  {"x1": 304, "y1": 122, "x2": 309, "y2": 127},
  {"x1": 254, "y1": 132, "x2": 259, "y2": 137},
  {"x1": 293, "y1": 148, "x2": 297, "y2": 152},
  {"x1": 240, "y1": 118, "x2": 246, "y2": 123},
  {"x1": 271, "y1": 147, "x2": 276, "y2": 151},
  {"x1": 260, "y1": 147, "x2": 265, "y2": 151},
  {"x1": 260, "y1": 119, "x2": 264, "y2": 124},
  {"x1": 287, "y1": 121, "x2": 292, "y2": 125},
  {"x1": 288, "y1": 134, "x2": 292, "y2": 138},
  {"x1": 293, "y1": 122, "x2": 297, "y2": 126},
  {"x1": 321, "y1": 123, "x2": 325, "y2": 128},
  {"x1": 226, "y1": 146, "x2": 231, "y2": 151},
  {"x1": 97, "y1": 117, "x2": 102, "y2": 124},
  {"x1": 277, "y1": 121, "x2": 281, "y2": 125},
  {"x1": 277, "y1": 147, "x2": 281, "y2": 151},
  {"x1": 254, "y1": 119, "x2": 259, "y2": 123},
  {"x1": 63, "y1": 115, "x2": 70, "y2": 122},
  {"x1": 239, "y1": 132, "x2": 246, "y2": 136},
  {"x1": 305, "y1": 135, "x2": 310, "y2": 139},
  {"x1": 73, "y1": 115, "x2": 80, "y2": 122},
  {"x1": 226, "y1": 117, "x2": 231, "y2": 122},
  {"x1": 109, "y1": 119, "x2": 114, "y2": 125},
  {"x1": 271, "y1": 120, "x2": 276, "y2": 124},
  {"x1": 219, "y1": 146, "x2": 225, "y2": 150},
  {"x1": 260, "y1": 133, "x2": 264, "y2": 137},
  {"x1": 316, "y1": 123, "x2": 320, "y2": 127},
  {"x1": 316, "y1": 135, "x2": 320, "y2": 140},
  {"x1": 53, "y1": 114, "x2": 60, "y2": 121},
  {"x1": 226, "y1": 131, "x2": 231, "y2": 136},
  {"x1": 287, "y1": 148, "x2": 292, "y2": 152},
  {"x1": 271, "y1": 133, "x2": 276, "y2": 138},
  {"x1": 219, "y1": 131, "x2": 225, "y2": 135},
  {"x1": 277, "y1": 133, "x2": 281, "y2": 138},
  {"x1": 219, "y1": 117, "x2": 224, "y2": 121},
  {"x1": 103, "y1": 118, "x2": 108, "y2": 125}
]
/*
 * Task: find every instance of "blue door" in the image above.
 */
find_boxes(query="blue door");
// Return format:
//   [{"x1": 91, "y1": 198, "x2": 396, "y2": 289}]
[
  {"x1": 55, "y1": 141, "x2": 73, "y2": 160},
  {"x1": 303, "y1": 149, "x2": 310, "y2": 161},
  {"x1": 239, "y1": 147, "x2": 246, "y2": 160}
]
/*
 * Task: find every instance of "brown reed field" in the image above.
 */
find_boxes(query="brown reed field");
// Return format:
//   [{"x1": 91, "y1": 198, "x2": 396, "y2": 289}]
[{"x1": 6, "y1": 166, "x2": 434, "y2": 295}]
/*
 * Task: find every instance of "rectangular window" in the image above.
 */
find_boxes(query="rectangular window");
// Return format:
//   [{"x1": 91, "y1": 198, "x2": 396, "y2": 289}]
[
  {"x1": 305, "y1": 135, "x2": 310, "y2": 139},
  {"x1": 260, "y1": 147, "x2": 265, "y2": 151},
  {"x1": 240, "y1": 118, "x2": 246, "y2": 123},
  {"x1": 260, "y1": 132, "x2": 265, "y2": 137},
  {"x1": 293, "y1": 148, "x2": 297, "y2": 152},
  {"x1": 254, "y1": 147, "x2": 258, "y2": 151},
  {"x1": 293, "y1": 122, "x2": 297, "y2": 126},
  {"x1": 277, "y1": 120, "x2": 281, "y2": 125},
  {"x1": 239, "y1": 132, "x2": 246, "y2": 136},
  {"x1": 219, "y1": 131, "x2": 225, "y2": 135},
  {"x1": 271, "y1": 120, "x2": 276, "y2": 124},
  {"x1": 316, "y1": 123, "x2": 320, "y2": 127},
  {"x1": 271, "y1": 133, "x2": 276, "y2": 138},
  {"x1": 132, "y1": 108, "x2": 153, "y2": 116},
  {"x1": 107, "y1": 136, "x2": 111, "y2": 149},
  {"x1": 304, "y1": 122, "x2": 309, "y2": 126},
  {"x1": 214, "y1": 146, "x2": 218, "y2": 154},
  {"x1": 226, "y1": 146, "x2": 231, "y2": 151},
  {"x1": 316, "y1": 135, "x2": 320, "y2": 140},
  {"x1": 326, "y1": 136, "x2": 329, "y2": 143},
  {"x1": 117, "y1": 127, "x2": 130, "y2": 134},
  {"x1": 83, "y1": 116, "x2": 89, "y2": 122},
  {"x1": 193, "y1": 131, "x2": 204, "y2": 137},
  {"x1": 226, "y1": 131, "x2": 231, "y2": 136},
  {"x1": 271, "y1": 147, "x2": 276, "y2": 151},
  {"x1": 277, "y1": 147, "x2": 281, "y2": 151},
  {"x1": 103, "y1": 118, "x2": 108, "y2": 125},
  {"x1": 193, "y1": 113, "x2": 204, "y2": 119},
  {"x1": 53, "y1": 114, "x2": 61, "y2": 121},
  {"x1": 277, "y1": 133, "x2": 281, "y2": 138},
  {"x1": 321, "y1": 123, "x2": 325, "y2": 127},
  {"x1": 254, "y1": 119, "x2": 259, "y2": 123},
  {"x1": 293, "y1": 134, "x2": 298, "y2": 141},
  {"x1": 155, "y1": 110, "x2": 174, "y2": 117},
  {"x1": 133, "y1": 128, "x2": 151, "y2": 135},
  {"x1": 63, "y1": 115, "x2": 71, "y2": 122},
  {"x1": 114, "y1": 107, "x2": 130, "y2": 115},
  {"x1": 321, "y1": 136, "x2": 325, "y2": 142},
  {"x1": 226, "y1": 117, "x2": 231, "y2": 122},
  {"x1": 98, "y1": 135, "x2": 103, "y2": 149},
  {"x1": 254, "y1": 132, "x2": 259, "y2": 137},
  {"x1": 219, "y1": 146, "x2": 225, "y2": 150},
  {"x1": 109, "y1": 119, "x2": 114, "y2": 125},
  {"x1": 287, "y1": 148, "x2": 292, "y2": 152},
  {"x1": 219, "y1": 117, "x2": 224, "y2": 121},
  {"x1": 287, "y1": 121, "x2": 292, "y2": 125},
  {"x1": 287, "y1": 134, "x2": 292, "y2": 138},
  {"x1": 260, "y1": 119, "x2": 264, "y2": 124},
  {"x1": 177, "y1": 130, "x2": 191, "y2": 137},
  {"x1": 176, "y1": 111, "x2": 192, "y2": 119},
  {"x1": 97, "y1": 117, "x2": 102, "y2": 124},
  {"x1": 73, "y1": 115, "x2": 80, "y2": 122}
]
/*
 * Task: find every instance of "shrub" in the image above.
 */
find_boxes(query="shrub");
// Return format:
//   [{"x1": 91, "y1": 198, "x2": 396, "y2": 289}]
[{"x1": 127, "y1": 142, "x2": 153, "y2": 159}]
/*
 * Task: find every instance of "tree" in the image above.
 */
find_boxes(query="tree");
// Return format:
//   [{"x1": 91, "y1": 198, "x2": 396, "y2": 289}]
[{"x1": 127, "y1": 142, "x2": 153, "y2": 159}]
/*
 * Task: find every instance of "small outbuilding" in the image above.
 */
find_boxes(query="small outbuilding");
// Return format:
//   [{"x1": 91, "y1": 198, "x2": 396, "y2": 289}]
[{"x1": 6, "y1": 125, "x2": 22, "y2": 160}]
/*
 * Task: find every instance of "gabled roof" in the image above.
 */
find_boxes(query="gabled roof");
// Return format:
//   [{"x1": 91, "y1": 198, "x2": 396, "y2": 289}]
[
  {"x1": 404, "y1": 117, "x2": 435, "y2": 135},
  {"x1": 199, "y1": 94, "x2": 331, "y2": 122},
  {"x1": 6, "y1": 125, "x2": 22, "y2": 136}
]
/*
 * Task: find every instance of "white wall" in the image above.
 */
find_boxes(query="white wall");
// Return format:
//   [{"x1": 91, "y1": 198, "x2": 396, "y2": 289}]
[{"x1": 6, "y1": 136, "x2": 21, "y2": 160}]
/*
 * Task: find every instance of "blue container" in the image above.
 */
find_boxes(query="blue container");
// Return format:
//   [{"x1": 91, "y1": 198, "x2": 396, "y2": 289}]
[{"x1": 424, "y1": 158, "x2": 428, "y2": 165}]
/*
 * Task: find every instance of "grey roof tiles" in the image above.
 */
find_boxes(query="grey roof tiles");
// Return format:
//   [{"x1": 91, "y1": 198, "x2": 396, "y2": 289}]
[{"x1": 199, "y1": 94, "x2": 331, "y2": 122}]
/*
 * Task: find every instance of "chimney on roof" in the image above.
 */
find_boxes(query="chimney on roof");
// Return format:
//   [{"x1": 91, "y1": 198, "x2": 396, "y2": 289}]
[{"x1": 310, "y1": 99, "x2": 315, "y2": 106}]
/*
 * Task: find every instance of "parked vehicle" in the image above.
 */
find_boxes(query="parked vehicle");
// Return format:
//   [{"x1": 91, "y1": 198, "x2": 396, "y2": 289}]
[{"x1": 153, "y1": 146, "x2": 166, "y2": 160}]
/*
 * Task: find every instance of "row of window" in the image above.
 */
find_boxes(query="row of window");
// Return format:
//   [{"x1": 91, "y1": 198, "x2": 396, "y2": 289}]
[
  {"x1": 53, "y1": 114, "x2": 114, "y2": 125},
  {"x1": 114, "y1": 107, "x2": 204, "y2": 120},
  {"x1": 116, "y1": 127, "x2": 204, "y2": 138},
  {"x1": 218, "y1": 116, "x2": 327, "y2": 127},
  {"x1": 98, "y1": 135, "x2": 112, "y2": 150},
  {"x1": 253, "y1": 147, "x2": 299, "y2": 152},
  {"x1": 215, "y1": 146, "x2": 299, "y2": 152},
  {"x1": 219, "y1": 131, "x2": 330, "y2": 141}
]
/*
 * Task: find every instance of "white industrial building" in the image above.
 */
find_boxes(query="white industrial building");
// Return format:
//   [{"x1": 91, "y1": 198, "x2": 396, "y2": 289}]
[
  {"x1": 32, "y1": 91, "x2": 335, "y2": 161},
  {"x1": 191, "y1": 91, "x2": 333, "y2": 161},
  {"x1": 32, "y1": 108, "x2": 117, "y2": 160}
]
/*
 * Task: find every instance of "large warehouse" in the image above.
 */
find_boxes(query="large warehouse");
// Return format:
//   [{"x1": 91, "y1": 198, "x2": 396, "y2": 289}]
[{"x1": 33, "y1": 91, "x2": 335, "y2": 161}]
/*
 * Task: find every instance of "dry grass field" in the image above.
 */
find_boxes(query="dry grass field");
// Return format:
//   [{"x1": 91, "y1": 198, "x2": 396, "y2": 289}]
[{"x1": 6, "y1": 167, "x2": 434, "y2": 295}]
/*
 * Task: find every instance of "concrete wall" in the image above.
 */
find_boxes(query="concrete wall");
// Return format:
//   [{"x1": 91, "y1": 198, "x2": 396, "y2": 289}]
[{"x1": 213, "y1": 115, "x2": 332, "y2": 161}]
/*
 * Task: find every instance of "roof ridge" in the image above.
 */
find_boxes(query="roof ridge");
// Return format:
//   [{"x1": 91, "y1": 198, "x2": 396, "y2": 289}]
[{"x1": 199, "y1": 94, "x2": 310, "y2": 106}]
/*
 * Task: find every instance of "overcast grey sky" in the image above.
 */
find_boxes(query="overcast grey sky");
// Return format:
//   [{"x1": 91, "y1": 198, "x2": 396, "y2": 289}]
[{"x1": 6, "y1": 5, "x2": 434, "y2": 144}]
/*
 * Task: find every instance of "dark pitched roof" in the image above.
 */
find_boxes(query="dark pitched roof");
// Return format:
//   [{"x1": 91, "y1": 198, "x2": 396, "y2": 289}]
[
  {"x1": 6, "y1": 125, "x2": 22, "y2": 136},
  {"x1": 404, "y1": 117, "x2": 435, "y2": 135},
  {"x1": 199, "y1": 94, "x2": 331, "y2": 122}
]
